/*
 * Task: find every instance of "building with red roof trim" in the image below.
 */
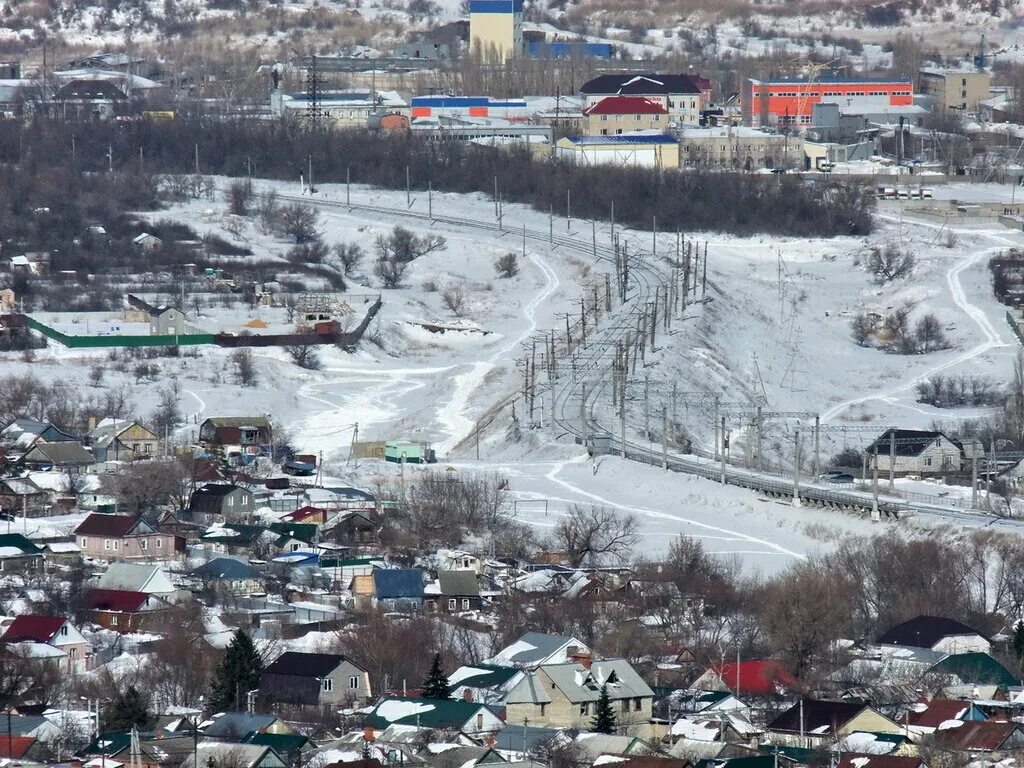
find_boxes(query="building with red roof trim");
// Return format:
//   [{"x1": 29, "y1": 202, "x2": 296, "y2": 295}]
[
  {"x1": 0, "y1": 736, "x2": 37, "y2": 759},
  {"x1": 1, "y1": 615, "x2": 92, "y2": 674},
  {"x1": 584, "y1": 96, "x2": 670, "y2": 136},
  {"x1": 86, "y1": 589, "x2": 171, "y2": 634}
]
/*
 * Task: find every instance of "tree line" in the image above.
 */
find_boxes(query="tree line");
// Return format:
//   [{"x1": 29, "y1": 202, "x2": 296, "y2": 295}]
[{"x1": 0, "y1": 118, "x2": 875, "y2": 239}]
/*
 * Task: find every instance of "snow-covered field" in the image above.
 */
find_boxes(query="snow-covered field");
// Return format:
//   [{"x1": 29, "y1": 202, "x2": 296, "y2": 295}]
[{"x1": 8, "y1": 178, "x2": 1024, "y2": 574}]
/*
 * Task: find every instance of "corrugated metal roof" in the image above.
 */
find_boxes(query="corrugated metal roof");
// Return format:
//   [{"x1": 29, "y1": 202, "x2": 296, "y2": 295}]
[{"x1": 563, "y1": 135, "x2": 677, "y2": 145}]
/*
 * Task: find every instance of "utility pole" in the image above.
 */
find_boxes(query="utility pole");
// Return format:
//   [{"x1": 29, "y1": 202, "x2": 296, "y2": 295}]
[
  {"x1": 662, "y1": 406, "x2": 668, "y2": 470},
  {"x1": 580, "y1": 383, "x2": 588, "y2": 449},
  {"x1": 813, "y1": 414, "x2": 821, "y2": 477},
  {"x1": 872, "y1": 444, "x2": 880, "y2": 522},
  {"x1": 720, "y1": 417, "x2": 728, "y2": 484},
  {"x1": 620, "y1": 374, "x2": 627, "y2": 460},
  {"x1": 792, "y1": 429, "x2": 801, "y2": 507},
  {"x1": 346, "y1": 166, "x2": 351, "y2": 207},
  {"x1": 566, "y1": 188, "x2": 571, "y2": 231}
]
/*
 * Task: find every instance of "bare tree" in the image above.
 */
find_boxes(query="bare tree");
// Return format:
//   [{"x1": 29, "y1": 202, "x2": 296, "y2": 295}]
[
  {"x1": 101, "y1": 459, "x2": 191, "y2": 514},
  {"x1": 495, "y1": 253, "x2": 519, "y2": 278},
  {"x1": 915, "y1": 313, "x2": 947, "y2": 353},
  {"x1": 332, "y1": 243, "x2": 364, "y2": 274},
  {"x1": 231, "y1": 348, "x2": 258, "y2": 386},
  {"x1": 552, "y1": 504, "x2": 640, "y2": 567},
  {"x1": 375, "y1": 226, "x2": 446, "y2": 263},
  {"x1": 850, "y1": 312, "x2": 875, "y2": 346},
  {"x1": 287, "y1": 344, "x2": 322, "y2": 370},
  {"x1": 256, "y1": 190, "x2": 283, "y2": 235},
  {"x1": 227, "y1": 179, "x2": 254, "y2": 216},
  {"x1": 441, "y1": 283, "x2": 467, "y2": 316},
  {"x1": 278, "y1": 203, "x2": 319, "y2": 243},
  {"x1": 867, "y1": 243, "x2": 915, "y2": 282},
  {"x1": 375, "y1": 257, "x2": 409, "y2": 289}
]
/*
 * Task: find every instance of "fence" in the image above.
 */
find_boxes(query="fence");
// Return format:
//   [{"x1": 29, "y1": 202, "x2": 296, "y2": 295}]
[{"x1": 25, "y1": 315, "x2": 215, "y2": 348}]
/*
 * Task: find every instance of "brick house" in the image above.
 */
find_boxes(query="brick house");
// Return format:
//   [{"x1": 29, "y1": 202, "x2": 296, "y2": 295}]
[
  {"x1": 87, "y1": 589, "x2": 171, "y2": 633},
  {"x1": 1, "y1": 615, "x2": 92, "y2": 674},
  {"x1": 74, "y1": 513, "x2": 176, "y2": 560},
  {"x1": 584, "y1": 95, "x2": 669, "y2": 135}
]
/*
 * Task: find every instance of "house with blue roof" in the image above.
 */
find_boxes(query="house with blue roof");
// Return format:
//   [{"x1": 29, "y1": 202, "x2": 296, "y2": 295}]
[{"x1": 352, "y1": 568, "x2": 425, "y2": 611}]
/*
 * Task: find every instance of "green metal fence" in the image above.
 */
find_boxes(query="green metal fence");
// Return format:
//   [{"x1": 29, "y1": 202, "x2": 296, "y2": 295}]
[
  {"x1": 1007, "y1": 311, "x2": 1024, "y2": 349},
  {"x1": 26, "y1": 316, "x2": 216, "y2": 348}
]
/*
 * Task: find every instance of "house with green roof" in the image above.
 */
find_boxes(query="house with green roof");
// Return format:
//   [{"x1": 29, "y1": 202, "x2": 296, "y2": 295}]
[
  {"x1": 242, "y1": 732, "x2": 312, "y2": 765},
  {"x1": 0, "y1": 533, "x2": 43, "y2": 571},
  {"x1": 930, "y1": 652, "x2": 1018, "y2": 688},
  {"x1": 363, "y1": 697, "x2": 503, "y2": 734},
  {"x1": 448, "y1": 663, "x2": 525, "y2": 705}
]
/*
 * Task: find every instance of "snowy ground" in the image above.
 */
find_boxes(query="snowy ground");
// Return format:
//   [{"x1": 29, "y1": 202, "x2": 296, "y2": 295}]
[{"x1": 7, "y1": 178, "x2": 1024, "y2": 574}]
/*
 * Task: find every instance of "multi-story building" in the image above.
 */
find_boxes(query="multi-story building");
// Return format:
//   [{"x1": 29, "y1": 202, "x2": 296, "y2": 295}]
[
  {"x1": 584, "y1": 95, "x2": 669, "y2": 135},
  {"x1": 677, "y1": 126, "x2": 800, "y2": 170},
  {"x1": 919, "y1": 66, "x2": 991, "y2": 112},
  {"x1": 581, "y1": 73, "x2": 704, "y2": 127},
  {"x1": 742, "y1": 77, "x2": 913, "y2": 127},
  {"x1": 469, "y1": 0, "x2": 523, "y2": 61}
]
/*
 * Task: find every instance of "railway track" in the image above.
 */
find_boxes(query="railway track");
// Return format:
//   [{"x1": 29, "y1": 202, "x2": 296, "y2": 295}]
[{"x1": 291, "y1": 191, "x2": 993, "y2": 522}]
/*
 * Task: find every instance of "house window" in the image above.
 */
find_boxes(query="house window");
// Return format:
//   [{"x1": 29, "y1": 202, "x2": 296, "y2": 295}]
[
  {"x1": 600, "y1": 115, "x2": 607, "y2": 122},
  {"x1": 322, "y1": 678, "x2": 333, "y2": 692},
  {"x1": 69, "y1": 647, "x2": 76, "y2": 657},
  {"x1": 350, "y1": 676, "x2": 358, "y2": 689},
  {"x1": 61, "y1": 625, "x2": 68, "y2": 635},
  {"x1": 580, "y1": 703, "x2": 589, "y2": 716},
  {"x1": 462, "y1": 599, "x2": 470, "y2": 610},
  {"x1": 621, "y1": 699, "x2": 629, "y2": 712},
  {"x1": 540, "y1": 703, "x2": 546, "y2": 716},
  {"x1": 448, "y1": 599, "x2": 457, "y2": 610},
  {"x1": 476, "y1": 713, "x2": 484, "y2": 729},
  {"x1": 156, "y1": 539, "x2": 162, "y2": 548},
  {"x1": 81, "y1": 538, "x2": 87, "y2": 548},
  {"x1": 634, "y1": 698, "x2": 643, "y2": 711},
  {"x1": 228, "y1": 497, "x2": 234, "y2": 507},
  {"x1": 113, "y1": 541, "x2": 119, "y2": 550},
  {"x1": 104, "y1": 539, "x2": 111, "y2": 550},
  {"x1": 110, "y1": 615, "x2": 118, "y2": 626},
  {"x1": 144, "y1": 444, "x2": 151, "y2": 454},
  {"x1": 140, "y1": 539, "x2": 147, "y2": 550}
]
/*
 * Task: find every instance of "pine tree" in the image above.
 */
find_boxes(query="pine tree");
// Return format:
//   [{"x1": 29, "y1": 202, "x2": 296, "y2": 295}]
[
  {"x1": 591, "y1": 684, "x2": 616, "y2": 734},
  {"x1": 1014, "y1": 620, "x2": 1024, "y2": 660},
  {"x1": 208, "y1": 629, "x2": 264, "y2": 713},
  {"x1": 421, "y1": 653, "x2": 451, "y2": 699},
  {"x1": 104, "y1": 685, "x2": 150, "y2": 731}
]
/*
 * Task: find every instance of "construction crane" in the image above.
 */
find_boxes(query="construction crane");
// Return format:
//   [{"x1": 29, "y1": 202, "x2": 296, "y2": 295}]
[{"x1": 790, "y1": 55, "x2": 847, "y2": 134}]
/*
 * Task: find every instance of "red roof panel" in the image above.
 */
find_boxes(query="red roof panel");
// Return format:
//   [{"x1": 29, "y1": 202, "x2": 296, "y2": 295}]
[
  {"x1": 710, "y1": 660, "x2": 797, "y2": 696},
  {"x1": 2, "y1": 615, "x2": 65, "y2": 643},
  {"x1": 74, "y1": 513, "x2": 139, "y2": 537},
  {"x1": 584, "y1": 96, "x2": 669, "y2": 115},
  {"x1": 86, "y1": 589, "x2": 150, "y2": 612}
]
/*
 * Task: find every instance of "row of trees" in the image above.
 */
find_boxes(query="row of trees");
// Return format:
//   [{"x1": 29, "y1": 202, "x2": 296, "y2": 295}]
[
  {"x1": 851, "y1": 307, "x2": 948, "y2": 354},
  {"x1": 0, "y1": 118, "x2": 875, "y2": 239}
]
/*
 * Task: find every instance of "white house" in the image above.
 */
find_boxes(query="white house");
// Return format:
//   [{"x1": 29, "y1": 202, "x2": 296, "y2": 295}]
[{"x1": 867, "y1": 429, "x2": 963, "y2": 476}]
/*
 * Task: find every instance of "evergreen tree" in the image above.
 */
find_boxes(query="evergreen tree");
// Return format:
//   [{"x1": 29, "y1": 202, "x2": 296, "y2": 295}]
[
  {"x1": 104, "y1": 685, "x2": 150, "y2": 731},
  {"x1": 208, "y1": 629, "x2": 263, "y2": 713},
  {"x1": 421, "y1": 653, "x2": 451, "y2": 699},
  {"x1": 591, "y1": 684, "x2": 616, "y2": 734},
  {"x1": 1014, "y1": 620, "x2": 1024, "y2": 660}
]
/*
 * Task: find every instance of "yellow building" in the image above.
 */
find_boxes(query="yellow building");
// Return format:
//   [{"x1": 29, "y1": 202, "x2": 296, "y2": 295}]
[
  {"x1": 920, "y1": 66, "x2": 991, "y2": 111},
  {"x1": 470, "y1": 0, "x2": 523, "y2": 61}
]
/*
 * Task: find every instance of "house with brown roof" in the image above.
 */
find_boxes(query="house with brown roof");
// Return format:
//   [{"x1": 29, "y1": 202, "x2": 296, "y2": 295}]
[
  {"x1": 86, "y1": 589, "x2": 171, "y2": 633},
  {"x1": 767, "y1": 699, "x2": 903, "y2": 747},
  {"x1": 188, "y1": 484, "x2": 254, "y2": 524},
  {"x1": 584, "y1": 95, "x2": 670, "y2": 135},
  {"x1": 199, "y1": 417, "x2": 273, "y2": 451},
  {"x1": 930, "y1": 720, "x2": 1024, "y2": 754},
  {"x1": 0, "y1": 477, "x2": 49, "y2": 517},
  {"x1": 74, "y1": 513, "x2": 177, "y2": 560},
  {"x1": 904, "y1": 699, "x2": 987, "y2": 736},
  {"x1": 322, "y1": 510, "x2": 380, "y2": 550},
  {"x1": 834, "y1": 756, "x2": 927, "y2": 768},
  {"x1": 0, "y1": 615, "x2": 92, "y2": 673}
]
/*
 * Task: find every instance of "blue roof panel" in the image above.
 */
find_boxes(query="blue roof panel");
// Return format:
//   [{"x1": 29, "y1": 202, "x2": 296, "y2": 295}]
[{"x1": 373, "y1": 568, "x2": 425, "y2": 599}]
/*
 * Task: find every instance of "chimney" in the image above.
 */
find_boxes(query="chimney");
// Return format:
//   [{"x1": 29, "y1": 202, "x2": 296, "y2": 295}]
[
  {"x1": 88, "y1": 415, "x2": 97, "y2": 432},
  {"x1": 463, "y1": 688, "x2": 474, "y2": 703},
  {"x1": 363, "y1": 727, "x2": 375, "y2": 743},
  {"x1": 569, "y1": 649, "x2": 592, "y2": 670}
]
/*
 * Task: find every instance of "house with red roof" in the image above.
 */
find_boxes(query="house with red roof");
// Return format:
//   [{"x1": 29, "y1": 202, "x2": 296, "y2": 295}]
[
  {"x1": 86, "y1": 589, "x2": 171, "y2": 633},
  {"x1": 584, "y1": 96, "x2": 669, "y2": 136},
  {"x1": 0, "y1": 736, "x2": 38, "y2": 760},
  {"x1": 0, "y1": 615, "x2": 92, "y2": 674},
  {"x1": 74, "y1": 513, "x2": 176, "y2": 561},
  {"x1": 904, "y1": 699, "x2": 987, "y2": 735},
  {"x1": 691, "y1": 660, "x2": 798, "y2": 697},
  {"x1": 931, "y1": 720, "x2": 1024, "y2": 754},
  {"x1": 281, "y1": 506, "x2": 328, "y2": 526}
]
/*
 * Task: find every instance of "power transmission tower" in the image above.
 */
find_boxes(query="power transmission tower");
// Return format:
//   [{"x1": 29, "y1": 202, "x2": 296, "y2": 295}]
[{"x1": 305, "y1": 54, "x2": 325, "y2": 131}]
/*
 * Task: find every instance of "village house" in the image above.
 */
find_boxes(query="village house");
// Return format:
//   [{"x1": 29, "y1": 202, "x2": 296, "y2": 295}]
[
  {"x1": 487, "y1": 632, "x2": 592, "y2": 668},
  {"x1": 0, "y1": 419, "x2": 78, "y2": 451},
  {"x1": 199, "y1": 523, "x2": 274, "y2": 557},
  {"x1": 322, "y1": 510, "x2": 380, "y2": 550},
  {"x1": 426, "y1": 570, "x2": 483, "y2": 614},
  {"x1": 503, "y1": 657, "x2": 654, "y2": 729},
  {"x1": 448, "y1": 664, "x2": 525, "y2": 705},
  {"x1": 74, "y1": 513, "x2": 177, "y2": 560},
  {"x1": 0, "y1": 477, "x2": 50, "y2": 517},
  {"x1": 691, "y1": 659, "x2": 798, "y2": 697},
  {"x1": 21, "y1": 441, "x2": 94, "y2": 471},
  {"x1": 259, "y1": 652, "x2": 372, "y2": 708},
  {"x1": 351, "y1": 568, "x2": 425, "y2": 612},
  {"x1": 766, "y1": 699, "x2": 903, "y2": 747},
  {"x1": 931, "y1": 721, "x2": 1024, "y2": 754},
  {"x1": 199, "y1": 417, "x2": 274, "y2": 453},
  {"x1": 0, "y1": 534, "x2": 44, "y2": 571},
  {"x1": 281, "y1": 506, "x2": 329, "y2": 526},
  {"x1": 867, "y1": 430, "x2": 963, "y2": 476},
  {"x1": 189, "y1": 484, "x2": 255, "y2": 523},
  {"x1": 86, "y1": 589, "x2": 172, "y2": 633},
  {"x1": 132, "y1": 232, "x2": 163, "y2": 252},
  {"x1": 181, "y1": 743, "x2": 286, "y2": 768},
  {"x1": 904, "y1": 699, "x2": 987, "y2": 736},
  {"x1": 95, "y1": 562, "x2": 178, "y2": 599},
  {"x1": 876, "y1": 616, "x2": 991, "y2": 654},
  {"x1": 191, "y1": 557, "x2": 263, "y2": 594},
  {"x1": 88, "y1": 419, "x2": 160, "y2": 462},
  {"x1": 1, "y1": 615, "x2": 92, "y2": 674},
  {"x1": 364, "y1": 697, "x2": 504, "y2": 734}
]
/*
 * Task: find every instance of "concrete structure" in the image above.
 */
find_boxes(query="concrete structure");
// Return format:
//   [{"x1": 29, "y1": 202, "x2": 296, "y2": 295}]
[
  {"x1": 581, "y1": 73, "x2": 704, "y2": 127},
  {"x1": 811, "y1": 100, "x2": 928, "y2": 141},
  {"x1": 677, "y1": 126, "x2": 798, "y2": 170},
  {"x1": 272, "y1": 90, "x2": 407, "y2": 128},
  {"x1": 392, "y1": 41, "x2": 453, "y2": 60},
  {"x1": 920, "y1": 66, "x2": 992, "y2": 112},
  {"x1": 556, "y1": 134, "x2": 680, "y2": 169},
  {"x1": 742, "y1": 77, "x2": 913, "y2": 127},
  {"x1": 469, "y1": 0, "x2": 523, "y2": 61},
  {"x1": 584, "y1": 95, "x2": 668, "y2": 135}
]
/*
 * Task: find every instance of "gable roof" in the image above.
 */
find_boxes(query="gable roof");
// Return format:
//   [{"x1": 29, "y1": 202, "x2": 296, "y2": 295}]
[
  {"x1": 449, "y1": 664, "x2": 521, "y2": 690},
  {"x1": 200, "y1": 712, "x2": 281, "y2": 739},
  {"x1": 438, "y1": 570, "x2": 480, "y2": 597},
  {"x1": 834, "y1": 756, "x2": 923, "y2": 768},
  {"x1": 866, "y1": 430, "x2": 954, "y2": 457},
  {"x1": 200, "y1": 523, "x2": 268, "y2": 546},
  {"x1": 877, "y1": 616, "x2": 987, "y2": 648},
  {"x1": 2, "y1": 615, "x2": 66, "y2": 643},
  {"x1": 0, "y1": 735, "x2": 35, "y2": 759},
  {"x1": 709, "y1": 660, "x2": 797, "y2": 696},
  {"x1": 192, "y1": 483, "x2": 248, "y2": 499},
  {"x1": 192, "y1": 557, "x2": 261, "y2": 580},
  {"x1": 542, "y1": 659, "x2": 653, "y2": 702},
  {"x1": 0, "y1": 534, "x2": 43, "y2": 556},
  {"x1": 581, "y1": 73, "x2": 702, "y2": 96},
  {"x1": 75, "y1": 513, "x2": 150, "y2": 537},
  {"x1": 96, "y1": 563, "x2": 174, "y2": 593},
  {"x1": 931, "y1": 720, "x2": 1023, "y2": 751},
  {"x1": 769, "y1": 699, "x2": 869, "y2": 735},
  {"x1": 373, "y1": 569, "x2": 424, "y2": 599},
  {"x1": 23, "y1": 441, "x2": 94, "y2": 465},
  {"x1": 584, "y1": 95, "x2": 669, "y2": 115},
  {"x1": 930, "y1": 652, "x2": 1018, "y2": 687},
  {"x1": 489, "y1": 632, "x2": 586, "y2": 667},
  {"x1": 86, "y1": 589, "x2": 153, "y2": 612},
  {"x1": 363, "y1": 697, "x2": 490, "y2": 730},
  {"x1": 906, "y1": 699, "x2": 985, "y2": 729},
  {"x1": 263, "y1": 652, "x2": 348, "y2": 678},
  {"x1": 492, "y1": 725, "x2": 559, "y2": 753},
  {"x1": 203, "y1": 417, "x2": 273, "y2": 429}
]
